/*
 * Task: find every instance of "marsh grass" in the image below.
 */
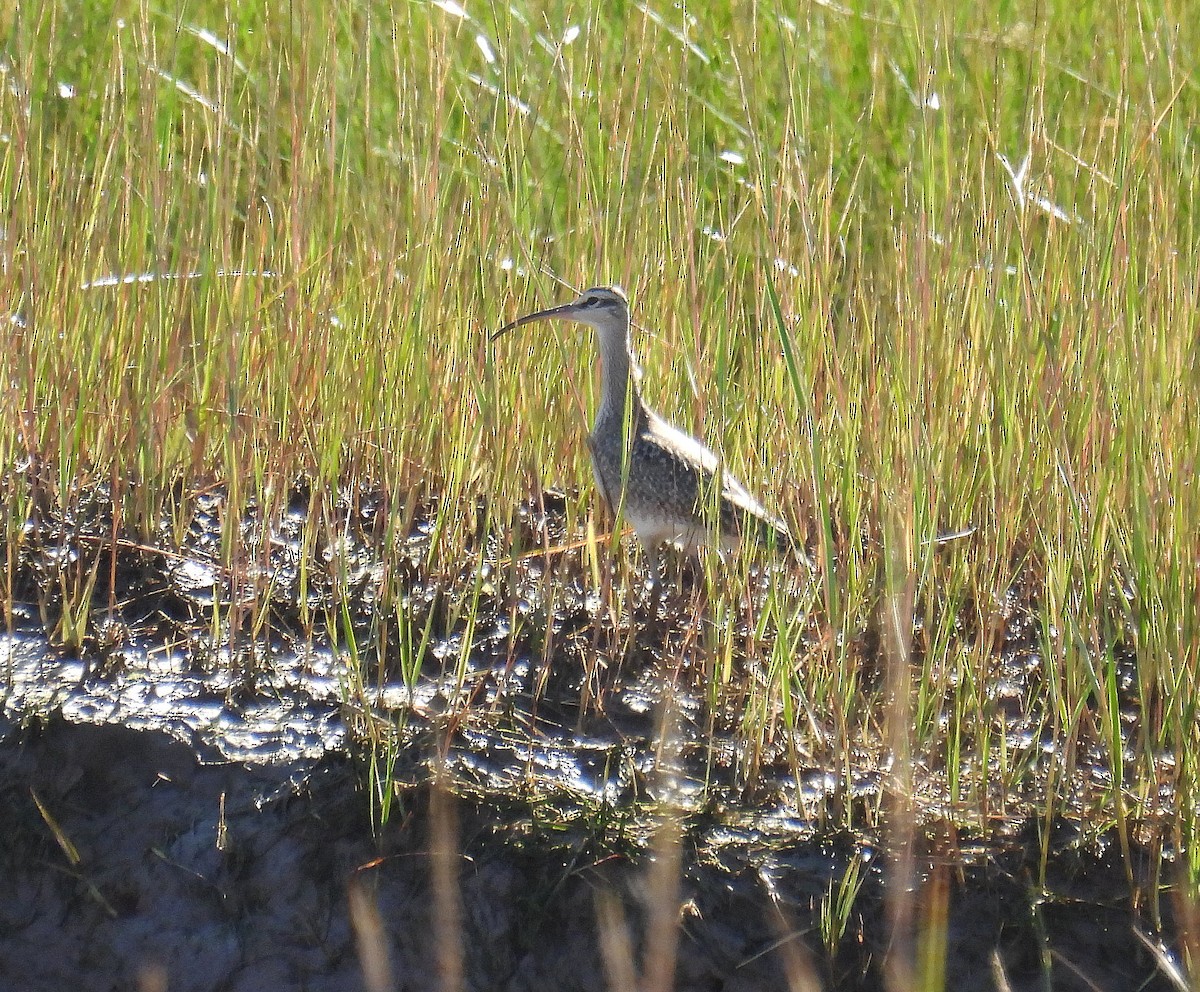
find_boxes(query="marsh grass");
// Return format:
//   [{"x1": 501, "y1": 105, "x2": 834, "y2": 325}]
[{"x1": 4, "y1": 0, "x2": 1200, "y2": 967}]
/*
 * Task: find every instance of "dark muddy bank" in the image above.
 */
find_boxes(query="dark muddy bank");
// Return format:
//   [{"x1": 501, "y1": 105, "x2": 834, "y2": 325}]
[{"x1": 0, "y1": 716, "x2": 1185, "y2": 992}]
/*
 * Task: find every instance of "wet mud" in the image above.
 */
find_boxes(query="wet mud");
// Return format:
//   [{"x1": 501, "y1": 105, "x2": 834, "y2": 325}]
[
  {"x1": 0, "y1": 481, "x2": 1189, "y2": 990},
  {"x1": 0, "y1": 716, "x2": 1185, "y2": 992}
]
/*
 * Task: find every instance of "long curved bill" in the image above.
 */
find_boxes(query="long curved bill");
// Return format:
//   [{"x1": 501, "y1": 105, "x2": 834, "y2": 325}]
[{"x1": 490, "y1": 302, "x2": 579, "y2": 341}]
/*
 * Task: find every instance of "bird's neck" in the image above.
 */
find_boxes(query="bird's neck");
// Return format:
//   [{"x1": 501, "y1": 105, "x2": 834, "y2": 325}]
[{"x1": 595, "y1": 323, "x2": 644, "y2": 433}]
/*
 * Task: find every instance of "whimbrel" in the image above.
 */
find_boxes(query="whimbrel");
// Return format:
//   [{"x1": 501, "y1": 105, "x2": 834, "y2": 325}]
[{"x1": 493, "y1": 285, "x2": 795, "y2": 573}]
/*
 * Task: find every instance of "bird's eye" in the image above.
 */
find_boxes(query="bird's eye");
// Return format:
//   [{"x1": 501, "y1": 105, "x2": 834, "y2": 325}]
[{"x1": 582, "y1": 297, "x2": 598, "y2": 308}]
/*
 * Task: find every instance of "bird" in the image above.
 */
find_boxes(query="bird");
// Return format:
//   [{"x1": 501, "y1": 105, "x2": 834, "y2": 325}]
[{"x1": 492, "y1": 285, "x2": 799, "y2": 578}]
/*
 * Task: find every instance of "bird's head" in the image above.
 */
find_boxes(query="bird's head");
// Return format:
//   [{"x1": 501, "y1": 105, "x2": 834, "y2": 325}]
[{"x1": 492, "y1": 285, "x2": 629, "y2": 340}]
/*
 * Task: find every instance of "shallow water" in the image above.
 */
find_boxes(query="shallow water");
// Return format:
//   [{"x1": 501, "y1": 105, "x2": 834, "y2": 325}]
[{"x1": 0, "y1": 481, "x2": 1172, "y2": 840}]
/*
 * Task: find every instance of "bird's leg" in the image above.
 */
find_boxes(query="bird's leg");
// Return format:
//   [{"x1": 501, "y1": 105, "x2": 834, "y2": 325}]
[{"x1": 642, "y1": 541, "x2": 664, "y2": 618}]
